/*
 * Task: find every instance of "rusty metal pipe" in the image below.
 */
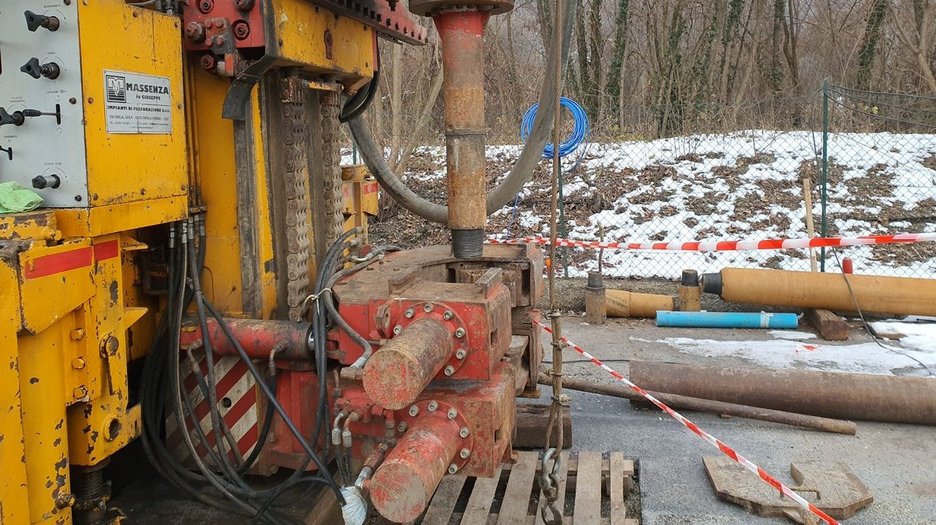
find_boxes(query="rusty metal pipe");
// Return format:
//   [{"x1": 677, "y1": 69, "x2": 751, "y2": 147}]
[
  {"x1": 369, "y1": 415, "x2": 461, "y2": 523},
  {"x1": 435, "y1": 11, "x2": 490, "y2": 258},
  {"x1": 538, "y1": 374, "x2": 857, "y2": 435},
  {"x1": 362, "y1": 317, "x2": 453, "y2": 410},
  {"x1": 178, "y1": 318, "x2": 312, "y2": 361},
  {"x1": 703, "y1": 267, "x2": 936, "y2": 317},
  {"x1": 629, "y1": 361, "x2": 936, "y2": 426}
]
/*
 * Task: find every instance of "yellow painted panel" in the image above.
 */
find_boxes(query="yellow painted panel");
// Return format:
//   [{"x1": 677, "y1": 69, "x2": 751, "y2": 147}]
[
  {"x1": 188, "y1": 68, "x2": 245, "y2": 313},
  {"x1": 0, "y1": 210, "x2": 61, "y2": 242},
  {"x1": 54, "y1": 196, "x2": 187, "y2": 238},
  {"x1": 270, "y1": 0, "x2": 375, "y2": 80},
  {"x1": 0, "y1": 256, "x2": 30, "y2": 525},
  {"x1": 78, "y1": 0, "x2": 188, "y2": 207},
  {"x1": 18, "y1": 240, "x2": 95, "y2": 334},
  {"x1": 18, "y1": 322, "x2": 72, "y2": 524}
]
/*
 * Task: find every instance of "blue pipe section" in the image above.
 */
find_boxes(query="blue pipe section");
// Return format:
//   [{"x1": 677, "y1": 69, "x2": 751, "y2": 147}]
[
  {"x1": 655, "y1": 311, "x2": 799, "y2": 329},
  {"x1": 520, "y1": 97, "x2": 589, "y2": 159}
]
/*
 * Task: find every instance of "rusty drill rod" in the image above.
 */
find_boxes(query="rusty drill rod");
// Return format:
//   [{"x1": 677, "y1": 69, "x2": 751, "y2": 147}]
[
  {"x1": 629, "y1": 361, "x2": 936, "y2": 426},
  {"x1": 537, "y1": 374, "x2": 857, "y2": 435}
]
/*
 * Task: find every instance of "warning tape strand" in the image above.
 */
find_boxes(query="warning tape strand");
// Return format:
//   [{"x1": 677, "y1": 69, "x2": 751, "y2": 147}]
[
  {"x1": 492, "y1": 232, "x2": 936, "y2": 252},
  {"x1": 533, "y1": 319, "x2": 838, "y2": 525}
]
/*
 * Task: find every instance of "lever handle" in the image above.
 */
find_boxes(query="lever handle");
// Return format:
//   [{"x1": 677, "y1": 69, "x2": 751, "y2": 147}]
[
  {"x1": 0, "y1": 108, "x2": 25, "y2": 126},
  {"x1": 25, "y1": 11, "x2": 60, "y2": 32},
  {"x1": 21, "y1": 58, "x2": 60, "y2": 80}
]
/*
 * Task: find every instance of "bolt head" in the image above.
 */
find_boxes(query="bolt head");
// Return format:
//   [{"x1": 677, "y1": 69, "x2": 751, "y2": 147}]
[
  {"x1": 448, "y1": 464, "x2": 458, "y2": 474},
  {"x1": 447, "y1": 408, "x2": 458, "y2": 420},
  {"x1": 71, "y1": 358, "x2": 86, "y2": 370},
  {"x1": 408, "y1": 405, "x2": 419, "y2": 417},
  {"x1": 423, "y1": 303, "x2": 433, "y2": 313},
  {"x1": 427, "y1": 400, "x2": 438, "y2": 412},
  {"x1": 393, "y1": 325, "x2": 402, "y2": 335},
  {"x1": 404, "y1": 308, "x2": 414, "y2": 318},
  {"x1": 455, "y1": 349, "x2": 467, "y2": 360},
  {"x1": 444, "y1": 365, "x2": 455, "y2": 376},
  {"x1": 73, "y1": 386, "x2": 88, "y2": 399},
  {"x1": 443, "y1": 310, "x2": 454, "y2": 320},
  {"x1": 397, "y1": 422, "x2": 408, "y2": 433},
  {"x1": 460, "y1": 448, "x2": 470, "y2": 459},
  {"x1": 455, "y1": 327, "x2": 466, "y2": 338},
  {"x1": 459, "y1": 426, "x2": 470, "y2": 438}
]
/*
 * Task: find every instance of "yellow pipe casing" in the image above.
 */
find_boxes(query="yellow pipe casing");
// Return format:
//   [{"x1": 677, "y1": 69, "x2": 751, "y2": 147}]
[
  {"x1": 606, "y1": 289, "x2": 675, "y2": 318},
  {"x1": 703, "y1": 267, "x2": 936, "y2": 317}
]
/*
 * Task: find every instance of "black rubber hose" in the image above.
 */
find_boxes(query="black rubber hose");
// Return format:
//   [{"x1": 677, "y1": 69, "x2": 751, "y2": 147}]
[{"x1": 348, "y1": 0, "x2": 578, "y2": 224}]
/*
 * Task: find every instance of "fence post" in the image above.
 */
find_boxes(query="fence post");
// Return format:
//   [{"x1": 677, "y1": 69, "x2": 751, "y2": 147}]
[
  {"x1": 820, "y1": 79, "x2": 830, "y2": 272},
  {"x1": 558, "y1": 165, "x2": 569, "y2": 278}
]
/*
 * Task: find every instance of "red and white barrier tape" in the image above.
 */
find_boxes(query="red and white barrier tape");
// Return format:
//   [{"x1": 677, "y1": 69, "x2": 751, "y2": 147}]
[
  {"x1": 533, "y1": 319, "x2": 838, "y2": 525},
  {"x1": 493, "y1": 232, "x2": 936, "y2": 252}
]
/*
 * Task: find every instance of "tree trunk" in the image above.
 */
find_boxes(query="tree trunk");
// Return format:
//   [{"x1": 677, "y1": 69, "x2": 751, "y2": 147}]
[
  {"x1": 855, "y1": 0, "x2": 887, "y2": 90},
  {"x1": 606, "y1": 0, "x2": 631, "y2": 130}
]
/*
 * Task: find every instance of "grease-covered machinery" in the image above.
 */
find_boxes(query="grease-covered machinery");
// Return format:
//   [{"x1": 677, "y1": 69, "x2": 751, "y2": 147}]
[{"x1": 0, "y1": 0, "x2": 560, "y2": 523}]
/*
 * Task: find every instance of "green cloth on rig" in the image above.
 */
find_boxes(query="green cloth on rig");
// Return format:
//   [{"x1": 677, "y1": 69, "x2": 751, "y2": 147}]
[{"x1": 0, "y1": 181, "x2": 44, "y2": 214}]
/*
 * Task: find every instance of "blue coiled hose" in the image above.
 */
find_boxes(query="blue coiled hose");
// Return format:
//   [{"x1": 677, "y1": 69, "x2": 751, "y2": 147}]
[{"x1": 520, "y1": 96, "x2": 589, "y2": 159}]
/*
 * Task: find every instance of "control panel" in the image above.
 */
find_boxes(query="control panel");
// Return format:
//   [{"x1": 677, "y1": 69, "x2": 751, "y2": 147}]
[{"x1": 0, "y1": 1, "x2": 88, "y2": 207}]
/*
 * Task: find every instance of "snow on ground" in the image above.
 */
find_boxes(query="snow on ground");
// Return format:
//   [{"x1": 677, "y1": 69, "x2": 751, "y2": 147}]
[
  {"x1": 351, "y1": 130, "x2": 936, "y2": 279},
  {"x1": 869, "y1": 321, "x2": 936, "y2": 353},
  {"x1": 767, "y1": 329, "x2": 816, "y2": 340},
  {"x1": 643, "y1": 335, "x2": 936, "y2": 377}
]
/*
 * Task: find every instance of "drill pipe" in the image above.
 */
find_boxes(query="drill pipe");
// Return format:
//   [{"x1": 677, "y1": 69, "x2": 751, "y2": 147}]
[
  {"x1": 363, "y1": 317, "x2": 453, "y2": 410},
  {"x1": 606, "y1": 289, "x2": 675, "y2": 318},
  {"x1": 629, "y1": 361, "x2": 936, "y2": 426},
  {"x1": 702, "y1": 267, "x2": 936, "y2": 317},
  {"x1": 435, "y1": 11, "x2": 489, "y2": 258},
  {"x1": 538, "y1": 374, "x2": 857, "y2": 435},
  {"x1": 369, "y1": 415, "x2": 461, "y2": 523}
]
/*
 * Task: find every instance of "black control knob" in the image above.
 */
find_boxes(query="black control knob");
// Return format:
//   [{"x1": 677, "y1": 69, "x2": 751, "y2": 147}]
[
  {"x1": 32, "y1": 175, "x2": 61, "y2": 190},
  {"x1": 21, "y1": 58, "x2": 61, "y2": 80},
  {"x1": 25, "y1": 11, "x2": 60, "y2": 32},
  {"x1": 0, "y1": 108, "x2": 25, "y2": 127}
]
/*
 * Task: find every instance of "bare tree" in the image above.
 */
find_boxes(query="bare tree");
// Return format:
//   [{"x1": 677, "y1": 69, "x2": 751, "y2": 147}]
[{"x1": 890, "y1": 0, "x2": 936, "y2": 93}]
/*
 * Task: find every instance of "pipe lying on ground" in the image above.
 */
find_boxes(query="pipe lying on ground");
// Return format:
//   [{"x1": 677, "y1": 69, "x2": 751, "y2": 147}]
[
  {"x1": 629, "y1": 361, "x2": 936, "y2": 426},
  {"x1": 606, "y1": 289, "x2": 674, "y2": 318},
  {"x1": 655, "y1": 310, "x2": 799, "y2": 329},
  {"x1": 537, "y1": 374, "x2": 857, "y2": 435},
  {"x1": 702, "y1": 267, "x2": 936, "y2": 317}
]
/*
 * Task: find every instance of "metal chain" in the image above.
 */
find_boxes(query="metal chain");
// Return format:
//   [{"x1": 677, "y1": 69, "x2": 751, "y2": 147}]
[
  {"x1": 320, "y1": 91, "x2": 345, "y2": 249},
  {"x1": 281, "y1": 75, "x2": 313, "y2": 321}
]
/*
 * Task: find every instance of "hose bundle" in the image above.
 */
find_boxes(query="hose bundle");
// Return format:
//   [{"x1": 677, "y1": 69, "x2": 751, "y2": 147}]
[{"x1": 520, "y1": 97, "x2": 589, "y2": 159}]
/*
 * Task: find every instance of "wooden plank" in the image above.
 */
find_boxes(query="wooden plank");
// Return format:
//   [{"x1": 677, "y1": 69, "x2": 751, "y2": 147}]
[
  {"x1": 534, "y1": 451, "x2": 569, "y2": 525},
  {"x1": 573, "y1": 452, "x2": 602, "y2": 525},
  {"x1": 497, "y1": 452, "x2": 539, "y2": 525},
  {"x1": 514, "y1": 404, "x2": 572, "y2": 449},
  {"x1": 459, "y1": 467, "x2": 502, "y2": 524},
  {"x1": 805, "y1": 308, "x2": 848, "y2": 341},
  {"x1": 609, "y1": 453, "x2": 628, "y2": 525},
  {"x1": 423, "y1": 476, "x2": 467, "y2": 525}
]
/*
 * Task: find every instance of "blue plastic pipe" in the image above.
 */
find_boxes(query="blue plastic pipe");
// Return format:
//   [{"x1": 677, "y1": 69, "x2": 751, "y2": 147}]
[{"x1": 655, "y1": 311, "x2": 799, "y2": 329}]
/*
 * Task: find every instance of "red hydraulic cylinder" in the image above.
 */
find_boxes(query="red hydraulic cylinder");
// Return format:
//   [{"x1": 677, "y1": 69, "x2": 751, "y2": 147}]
[
  {"x1": 368, "y1": 415, "x2": 461, "y2": 523},
  {"x1": 178, "y1": 318, "x2": 312, "y2": 360},
  {"x1": 363, "y1": 317, "x2": 453, "y2": 409}
]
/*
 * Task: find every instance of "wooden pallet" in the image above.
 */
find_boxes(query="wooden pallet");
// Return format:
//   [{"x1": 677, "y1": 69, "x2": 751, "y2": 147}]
[{"x1": 375, "y1": 450, "x2": 638, "y2": 525}]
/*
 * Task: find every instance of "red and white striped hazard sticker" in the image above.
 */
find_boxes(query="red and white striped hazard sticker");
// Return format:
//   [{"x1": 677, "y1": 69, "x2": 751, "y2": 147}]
[
  {"x1": 492, "y1": 232, "x2": 936, "y2": 252},
  {"x1": 165, "y1": 354, "x2": 260, "y2": 469},
  {"x1": 534, "y1": 319, "x2": 839, "y2": 525}
]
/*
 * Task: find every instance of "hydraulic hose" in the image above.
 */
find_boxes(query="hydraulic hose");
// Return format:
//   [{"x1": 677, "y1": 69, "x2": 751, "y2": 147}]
[{"x1": 348, "y1": 0, "x2": 577, "y2": 224}]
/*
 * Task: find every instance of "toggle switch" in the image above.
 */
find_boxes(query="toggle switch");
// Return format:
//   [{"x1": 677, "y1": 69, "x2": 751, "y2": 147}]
[
  {"x1": 21, "y1": 58, "x2": 61, "y2": 80},
  {"x1": 25, "y1": 11, "x2": 60, "y2": 32}
]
